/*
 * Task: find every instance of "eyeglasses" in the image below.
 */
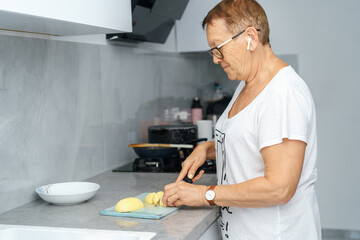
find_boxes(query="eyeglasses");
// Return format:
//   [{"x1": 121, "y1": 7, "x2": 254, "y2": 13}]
[{"x1": 208, "y1": 28, "x2": 261, "y2": 59}]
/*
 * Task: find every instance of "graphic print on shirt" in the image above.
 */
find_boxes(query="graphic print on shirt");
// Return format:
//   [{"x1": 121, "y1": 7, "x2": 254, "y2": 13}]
[
  {"x1": 215, "y1": 129, "x2": 227, "y2": 184},
  {"x1": 220, "y1": 219, "x2": 229, "y2": 238},
  {"x1": 215, "y1": 129, "x2": 233, "y2": 239}
]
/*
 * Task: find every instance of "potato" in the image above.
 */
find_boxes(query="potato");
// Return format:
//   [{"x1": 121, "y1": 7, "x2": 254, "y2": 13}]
[
  {"x1": 144, "y1": 192, "x2": 156, "y2": 204},
  {"x1": 115, "y1": 197, "x2": 144, "y2": 212},
  {"x1": 154, "y1": 191, "x2": 166, "y2": 207}
]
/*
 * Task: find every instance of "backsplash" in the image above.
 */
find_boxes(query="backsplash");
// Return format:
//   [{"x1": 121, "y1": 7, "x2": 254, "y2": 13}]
[{"x1": 0, "y1": 34, "x2": 226, "y2": 214}]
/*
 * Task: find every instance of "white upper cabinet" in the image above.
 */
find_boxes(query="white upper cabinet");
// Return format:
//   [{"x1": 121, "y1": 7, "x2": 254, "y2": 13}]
[
  {"x1": 0, "y1": 0, "x2": 132, "y2": 36},
  {"x1": 176, "y1": 0, "x2": 221, "y2": 52}
]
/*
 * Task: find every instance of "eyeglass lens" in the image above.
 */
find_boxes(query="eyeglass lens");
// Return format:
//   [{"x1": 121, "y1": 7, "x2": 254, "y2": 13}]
[{"x1": 209, "y1": 48, "x2": 223, "y2": 59}]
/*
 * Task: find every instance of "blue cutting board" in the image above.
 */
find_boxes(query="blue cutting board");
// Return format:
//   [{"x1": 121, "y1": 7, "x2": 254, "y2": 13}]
[{"x1": 100, "y1": 193, "x2": 181, "y2": 220}]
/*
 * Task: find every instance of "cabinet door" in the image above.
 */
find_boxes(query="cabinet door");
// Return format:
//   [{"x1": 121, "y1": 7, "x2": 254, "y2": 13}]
[
  {"x1": 0, "y1": 0, "x2": 132, "y2": 36},
  {"x1": 176, "y1": 0, "x2": 220, "y2": 52}
]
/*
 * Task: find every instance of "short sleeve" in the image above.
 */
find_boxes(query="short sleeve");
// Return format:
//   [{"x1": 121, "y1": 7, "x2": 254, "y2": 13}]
[{"x1": 257, "y1": 86, "x2": 310, "y2": 150}]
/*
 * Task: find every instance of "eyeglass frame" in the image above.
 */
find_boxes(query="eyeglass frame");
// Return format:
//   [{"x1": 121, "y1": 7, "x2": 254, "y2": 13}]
[{"x1": 208, "y1": 28, "x2": 261, "y2": 59}]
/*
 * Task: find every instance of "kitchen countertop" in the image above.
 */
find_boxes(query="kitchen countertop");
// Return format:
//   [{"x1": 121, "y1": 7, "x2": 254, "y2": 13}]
[{"x1": 0, "y1": 170, "x2": 219, "y2": 240}]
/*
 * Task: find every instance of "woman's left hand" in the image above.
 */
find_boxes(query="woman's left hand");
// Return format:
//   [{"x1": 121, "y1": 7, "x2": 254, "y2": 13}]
[{"x1": 162, "y1": 181, "x2": 208, "y2": 207}]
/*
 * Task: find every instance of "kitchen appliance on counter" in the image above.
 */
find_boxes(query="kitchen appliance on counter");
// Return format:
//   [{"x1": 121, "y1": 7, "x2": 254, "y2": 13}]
[
  {"x1": 148, "y1": 124, "x2": 197, "y2": 143},
  {"x1": 113, "y1": 124, "x2": 216, "y2": 174}
]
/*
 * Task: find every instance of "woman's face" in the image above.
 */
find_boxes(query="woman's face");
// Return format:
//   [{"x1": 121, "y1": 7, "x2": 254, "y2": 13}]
[{"x1": 206, "y1": 18, "x2": 249, "y2": 81}]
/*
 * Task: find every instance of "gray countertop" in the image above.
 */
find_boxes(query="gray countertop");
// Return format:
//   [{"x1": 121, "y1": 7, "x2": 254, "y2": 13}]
[{"x1": 0, "y1": 170, "x2": 219, "y2": 240}]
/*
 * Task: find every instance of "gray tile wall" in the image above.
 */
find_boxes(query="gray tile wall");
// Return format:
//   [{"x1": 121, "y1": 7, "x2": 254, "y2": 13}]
[{"x1": 0, "y1": 34, "x2": 223, "y2": 214}]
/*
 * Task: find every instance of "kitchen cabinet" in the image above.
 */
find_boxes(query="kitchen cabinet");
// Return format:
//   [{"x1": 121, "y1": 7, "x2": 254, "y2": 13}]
[
  {"x1": 176, "y1": 0, "x2": 221, "y2": 52},
  {"x1": 0, "y1": 0, "x2": 219, "y2": 51},
  {"x1": 199, "y1": 219, "x2": 222, "y2": 240},
  {"x1": 0, "y1": 0, "x2": 132, "y2": 36}
]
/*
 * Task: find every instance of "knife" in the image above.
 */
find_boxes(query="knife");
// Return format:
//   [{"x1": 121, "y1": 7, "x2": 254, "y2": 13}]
[{"x1": 182, "y1": 167, "x2": 204, "y2": 184}]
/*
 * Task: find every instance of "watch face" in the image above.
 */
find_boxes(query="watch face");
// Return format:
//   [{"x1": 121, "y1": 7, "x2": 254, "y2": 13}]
[{"x1": 206, "y1": 190, "x2": 215, "y2": 201}]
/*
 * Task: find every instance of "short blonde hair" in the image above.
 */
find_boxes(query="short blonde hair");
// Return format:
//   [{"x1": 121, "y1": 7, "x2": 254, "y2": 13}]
[{"x1": 202, "y1": 0, "x2": 270, "y2": 45}]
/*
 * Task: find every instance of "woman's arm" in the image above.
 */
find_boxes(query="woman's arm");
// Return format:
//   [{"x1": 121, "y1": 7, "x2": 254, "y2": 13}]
[
  {"x1": 163, "y1": 138, "x2": 306, "y2": 207},
  {"x1": 210, "y1": 138, "x2": 306, "y2": 207},
  {"x1": 176, "y1": 141, "x2": 215, "y2": 182},
  {"x1": 203, "y1": 140, "x2": 216, "y2": 159}
]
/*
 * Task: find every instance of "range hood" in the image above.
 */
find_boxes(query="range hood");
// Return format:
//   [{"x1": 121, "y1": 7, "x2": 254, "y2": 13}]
[{"x1": 106, "y1": 0, "x2": 189, "y2": 44}]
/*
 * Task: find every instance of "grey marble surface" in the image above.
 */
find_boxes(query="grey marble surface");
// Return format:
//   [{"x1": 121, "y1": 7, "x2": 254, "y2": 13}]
[{"x1": 0, "y1": 171, "x2": 219, "y2": 240}]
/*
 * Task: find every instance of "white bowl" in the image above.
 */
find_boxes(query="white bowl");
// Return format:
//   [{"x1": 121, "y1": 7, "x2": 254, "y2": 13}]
[{"x1": 35, "y1": 182, "x2": 100, "y2": 205}]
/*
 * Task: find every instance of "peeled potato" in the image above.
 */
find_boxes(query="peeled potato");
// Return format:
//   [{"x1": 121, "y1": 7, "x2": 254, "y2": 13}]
[
  {"x1": 159, "y1": 198, "x2": 166, "y2": 207},
  {"x1": 154, "y1": 191, "x2": 166, "y2": 207},
  {"x1": 144, "y1": 192, "x2": 156, "y2": 204},
  {"x1": 115, "y1": 197, "x2": 144, "y2": 212}
]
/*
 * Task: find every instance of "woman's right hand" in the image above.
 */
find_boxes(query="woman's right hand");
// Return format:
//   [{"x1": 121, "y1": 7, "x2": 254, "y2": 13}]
[{"x1": 176, "y1": 143, "x2": 208, "y2": 183}]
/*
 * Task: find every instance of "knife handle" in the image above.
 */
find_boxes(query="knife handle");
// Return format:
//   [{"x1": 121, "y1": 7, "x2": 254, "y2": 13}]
[{"x1": 183, "y1": 167, "x2": 203, "y2": 184}]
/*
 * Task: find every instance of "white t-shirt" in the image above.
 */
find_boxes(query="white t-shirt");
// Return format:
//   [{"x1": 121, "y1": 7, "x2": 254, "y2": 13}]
[{"x1": 215, "y1": 66, "x2": 321, "y2": 240}]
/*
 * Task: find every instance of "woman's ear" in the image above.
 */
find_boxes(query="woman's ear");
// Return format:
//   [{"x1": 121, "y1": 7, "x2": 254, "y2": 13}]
[{"x1": 246, "y1": 27, "x2": 259, "y2": 51}]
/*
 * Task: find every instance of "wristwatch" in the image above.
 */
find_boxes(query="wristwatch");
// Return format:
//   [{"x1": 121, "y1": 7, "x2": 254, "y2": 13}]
[{"x1": 205, "y1": 185, "x2": 216, "y2": 205}]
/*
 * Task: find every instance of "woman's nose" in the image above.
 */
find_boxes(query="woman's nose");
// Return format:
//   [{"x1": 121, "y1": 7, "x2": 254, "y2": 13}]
[{"x1": 213, "y1": 55, "x2": 222, "y2": 64}]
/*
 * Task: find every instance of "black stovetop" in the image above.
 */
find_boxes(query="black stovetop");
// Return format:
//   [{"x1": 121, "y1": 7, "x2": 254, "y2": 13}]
[{"x1": 113, "y1": 158, "x2": 216, "y2": 174}]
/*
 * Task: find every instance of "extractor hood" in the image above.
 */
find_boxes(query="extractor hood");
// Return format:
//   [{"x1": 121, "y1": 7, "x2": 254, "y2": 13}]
[{"x1": 106, "y1": 0, "x2": 189, "y2": 44}]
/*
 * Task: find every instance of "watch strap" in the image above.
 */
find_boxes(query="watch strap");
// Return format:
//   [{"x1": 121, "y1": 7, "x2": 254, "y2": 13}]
[{"x1": 207, "y1": 185, "x2": 216, "y2": 206}]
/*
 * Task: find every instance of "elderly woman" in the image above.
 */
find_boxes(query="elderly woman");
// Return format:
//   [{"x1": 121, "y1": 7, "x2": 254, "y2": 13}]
[{"x1": 162, "y1": 0, "x2": 321, "y2": 239}]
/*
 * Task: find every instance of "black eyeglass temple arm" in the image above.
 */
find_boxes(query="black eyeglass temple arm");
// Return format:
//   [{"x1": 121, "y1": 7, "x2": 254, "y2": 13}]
[
  {"x1": 232, "y1": 30, "x2": 245, "y2": 39},
  {"x1": 231, "y1": 28, "x2": 261, "y2": 39}
]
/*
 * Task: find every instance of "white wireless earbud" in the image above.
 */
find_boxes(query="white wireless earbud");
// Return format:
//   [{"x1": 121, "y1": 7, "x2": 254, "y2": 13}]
[{"x1": 247, "y1": 37, "x2": 252, "y2": 51}]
